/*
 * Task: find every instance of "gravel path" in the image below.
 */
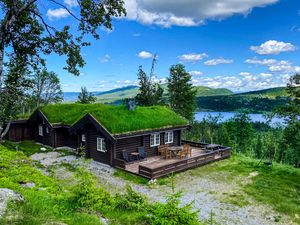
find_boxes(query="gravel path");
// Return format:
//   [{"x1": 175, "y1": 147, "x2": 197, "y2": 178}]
[{"x1": 31, "y1": 151, "x2": 294, "y2": 225}]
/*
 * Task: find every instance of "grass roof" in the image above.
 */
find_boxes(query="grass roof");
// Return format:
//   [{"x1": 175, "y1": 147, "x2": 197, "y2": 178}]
[{"x1": 40, "y1": 103, "x2": 188, "y2": 135}]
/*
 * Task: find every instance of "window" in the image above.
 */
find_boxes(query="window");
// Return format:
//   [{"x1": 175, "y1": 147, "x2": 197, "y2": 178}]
[
  {"x1": 165, "y1": 131, "x2": 173, "y2": 144},
  {"x1": 82, "y1": 134, "x2": 86, "y2": 142},
  {"x1": 46, "y1": 127, "x2": 49, "y2": 134},
  {"x1": 38, "y1": 125, "x2": 43, "y2": 136},
  {"x1": 150, "y1": 133, "x2": 160, "y2": 147},
  {"x1": 97, "y1": 138, "x2": 106, "y2": 152}
]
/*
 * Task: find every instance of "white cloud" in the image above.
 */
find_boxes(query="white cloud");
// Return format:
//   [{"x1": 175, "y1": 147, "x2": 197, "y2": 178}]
[
  {"x1": 245, "y1": 57, "x2": 300, "y2": 74},
  {"x1": 64, "y1": 0, "x2": 78, "y2": 7},
  {"x1": 239, "y1": 72, "x2": 251, "y2": 76},
  {"x1": 245, "y1": 58, "x2": 277, "y2": 66},
  {"x1": 47, "y1": 8, "x2": 70, "y2": 20},
  {"x1": 138, "y1": 51, "x2": 153, "y2": 59},
  {"x1": 250, "y1": 40, "x2": 296, "y2": 55},
  {"x1": 260, "y1": 73, "x2": 272, "y2": 78},
  {"x1": 123, "y1": 0, "x2": 278, "y2": 27},
  {"x1": 98, "y1": 54, "x2": 111, "y2": 63},
  {"x1": 178, "y1": 53, "x2": 208, "y2": 63},
  {"x1": 189, "y1": 71, "x2": 203, "y2": 76},
  {"x1": 204, "y1": 58, "x2": 233, "y2": 66}
]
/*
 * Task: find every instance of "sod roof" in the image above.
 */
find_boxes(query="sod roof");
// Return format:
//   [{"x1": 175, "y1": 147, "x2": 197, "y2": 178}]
[{"x1": 39, "y1": 104, "x2": 188, "y2": 135}]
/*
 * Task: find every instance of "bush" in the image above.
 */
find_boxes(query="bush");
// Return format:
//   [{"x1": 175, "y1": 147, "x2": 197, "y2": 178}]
[
  {"x1": 71, "y1": 168, "x2": 112, "y2": 211},
  {"x1": 148, "y1": 192, "x2": 201, "y2": 225},
  {"x1": 114, "y1": 185, "x2": 148, "y2": 211}
]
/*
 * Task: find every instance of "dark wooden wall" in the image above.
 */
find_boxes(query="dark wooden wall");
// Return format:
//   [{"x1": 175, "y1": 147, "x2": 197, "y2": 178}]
[
  {"x1": 115, "y1": 130, "x2": 181, "y2": 159},
  {"x1": 5, "y1": 121, "x2": 32, "y2": 142},
  {"x1": 81, "y1": 123, "x2": 112, "y2": 165}
]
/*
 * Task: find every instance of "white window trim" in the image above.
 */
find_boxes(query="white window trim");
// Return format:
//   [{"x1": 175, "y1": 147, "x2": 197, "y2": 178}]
[
  {"x1": 82, "y1": 134, "x2": 86, "y2": 142},
  {"x1": 38, "y1": 125, "x2": 43, "y2": 136},
  {"x1": 97, "y1": 137, "x2": 106, "y2": 152},
  {"x1": 165, "y1": 131, "x2": 174, "y2": 144},
  {"x1": 150, "y1": 133, "x2": 160, "y2": 147}
]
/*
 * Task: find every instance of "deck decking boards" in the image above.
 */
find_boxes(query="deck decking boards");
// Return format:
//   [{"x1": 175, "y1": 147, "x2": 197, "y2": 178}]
[{"x1": 123, "y1": 147, "x2": 230, "y2": 178}]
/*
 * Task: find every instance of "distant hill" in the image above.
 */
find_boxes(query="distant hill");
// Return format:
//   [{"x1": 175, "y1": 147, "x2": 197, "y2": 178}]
[
  {"x1": 196, "y1": 87, "x2": 288, "y2": 113},
  {"x1": 63, "y1": 91, "x2": 102, "y2": 102},
  {"x1": 94, "y1": 85, "x2": 233, "y2": 104},
  {"x1": 235, "y1": 87, "x2": 287, "y2": 98}
]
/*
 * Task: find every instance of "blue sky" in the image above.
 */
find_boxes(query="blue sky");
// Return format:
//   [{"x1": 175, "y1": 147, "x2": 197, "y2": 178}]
[{"x1": 42, "y1": 0, "x2": 300, "y2": 92}]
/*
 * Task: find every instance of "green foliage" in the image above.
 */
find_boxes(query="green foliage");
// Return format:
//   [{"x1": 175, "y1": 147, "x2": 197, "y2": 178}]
[
  {"x1": 148, "y1": 192, "x2": 200, "y2": 225},
  {"x1": 71, "y1": 168, "x2": 112, "y2": 211},
  {"x1": 77, "y1": 86, "x2": 96, "y2": 104},
  {"x1": 167, "y1": 64, "x2": 197, "y2": 121},
  {"x1": 196, "y1": 95, "x2": 287, "y2": 113},
  {"x1": 114, "y1": 185, "x2": 148, "y2": 211},
  {"x1": 135, "y1": 65, "x2": 164, "y2": 106},
  {"x1": 27, "y1": 69, "x2": 63, "y2": 109},
  {"x1": 40, "y1": 103, "x2": 187, "y2": 134}
]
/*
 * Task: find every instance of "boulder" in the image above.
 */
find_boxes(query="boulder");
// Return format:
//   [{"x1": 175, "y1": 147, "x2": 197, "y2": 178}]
[{"x1": 0, "y1": 188, "x2": 23, "y2": 218}]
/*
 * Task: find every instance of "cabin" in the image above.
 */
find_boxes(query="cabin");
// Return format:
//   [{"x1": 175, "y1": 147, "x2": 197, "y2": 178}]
[{"x1": 6, "y1": 103, "x2": 230, "y2": 179}]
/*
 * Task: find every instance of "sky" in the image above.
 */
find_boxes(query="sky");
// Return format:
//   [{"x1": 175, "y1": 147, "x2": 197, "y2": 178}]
[{"x1": 39, "y1": 0, "x2": 300, "y2": 92}]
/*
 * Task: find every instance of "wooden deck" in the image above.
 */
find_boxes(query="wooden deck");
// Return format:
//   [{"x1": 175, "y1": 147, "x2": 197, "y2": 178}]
[{"x1": 118, "y1": 143, "x2": 231, "y2": 179}]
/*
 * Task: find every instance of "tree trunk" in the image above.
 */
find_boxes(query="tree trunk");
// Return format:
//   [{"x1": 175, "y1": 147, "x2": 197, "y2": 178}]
[{"x1": 0, "y1": 120, "x2": 11, "y2": 142}]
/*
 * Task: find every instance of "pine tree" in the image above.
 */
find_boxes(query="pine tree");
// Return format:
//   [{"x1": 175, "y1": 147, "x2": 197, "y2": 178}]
[{"x1": 167, "y1": 64, "x2": 197, "y2": 121}]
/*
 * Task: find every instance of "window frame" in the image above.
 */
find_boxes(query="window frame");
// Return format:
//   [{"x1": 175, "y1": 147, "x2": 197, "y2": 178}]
[
  {"x1": 150, "y1": 133, "x2": 160, "y2": 147},
  {"x1": 38, "y1": 125, "x2": 43, "y2": 136},
  {"x1": 165, "y1": 131, "x2": 174, "y2": 144},
  {"x1": 81, "y1": 134, "x2": 86, "y2": 142},
  {"x1": 97, "y1": 137, "x2": 106, "y2": 152}
]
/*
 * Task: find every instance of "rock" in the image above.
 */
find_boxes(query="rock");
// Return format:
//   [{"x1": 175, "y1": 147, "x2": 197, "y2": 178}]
[
  {"x1": 99, "y1": 216, "x2": 109, "y2": 225},
  {"x1": 0, "y1": 188, "x2": 23, "y2": 218},
  {"x1": 19, "y1": 182, "x2": 36, "y2": 188},
  {"x1": 40, "y1": 147, "x2": 47, "y2": 151}
]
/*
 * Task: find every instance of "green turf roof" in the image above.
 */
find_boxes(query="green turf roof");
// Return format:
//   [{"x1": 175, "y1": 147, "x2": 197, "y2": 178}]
[{"x1": 39, "y1": 103, "x2": 188, "y2": 135}]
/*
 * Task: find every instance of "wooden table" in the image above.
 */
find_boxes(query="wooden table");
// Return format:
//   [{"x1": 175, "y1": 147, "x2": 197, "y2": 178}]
[
  {"x1": 130, "y1": 152, "x2": 140, "y2": 160},
  {"x1": 168, "y1": 146, "x2": 183, "y2": 158}
]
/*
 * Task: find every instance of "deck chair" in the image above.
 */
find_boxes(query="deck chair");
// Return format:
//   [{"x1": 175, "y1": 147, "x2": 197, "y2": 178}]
[
  {"x1": 165, "y1": 148, "x2": 172, "y2": 159},
  {"x1": 158, "y1": 145, "x2": 165, "y2": 156},
  {"x1": 122, "y1": 150, "x2": 132, "y2": 162},
  {"x1": 138, "y1": 147, "x2": 147, "y2": 159}
]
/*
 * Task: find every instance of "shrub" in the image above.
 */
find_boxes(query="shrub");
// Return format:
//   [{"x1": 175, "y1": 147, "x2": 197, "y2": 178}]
[
  {"x1": 148, "y1": 192, "x2": 201, "y2": 225},
  {"x1": 114, "y1": 185, "x2": 147, "y2": 211},
  {"x1": 71, "y1": 168, "x2": 112, "y2": 211}
]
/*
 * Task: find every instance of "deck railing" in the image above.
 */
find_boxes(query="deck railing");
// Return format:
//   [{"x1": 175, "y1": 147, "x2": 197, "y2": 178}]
[{"x1": 139, "y1": 148, "x2": 230, "y2": 179}]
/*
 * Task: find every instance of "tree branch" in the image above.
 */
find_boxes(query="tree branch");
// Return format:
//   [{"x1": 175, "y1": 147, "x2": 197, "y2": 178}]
[{"x1": 47, "y1": 0, "x2": 81, "y2": 21}]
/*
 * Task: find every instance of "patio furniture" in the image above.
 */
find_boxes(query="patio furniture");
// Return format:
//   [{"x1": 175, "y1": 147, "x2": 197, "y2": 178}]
[
  {"x1": 158, "y1": 145, "x2": 166, "y2": 156},
  {"x1": 168, "y1": 146, "x2": 183, "y2": 158},
  {"x1": 185, "y1": 144, "x2": 192, "y2": 157},
  {"x1": 122, "y1": 150, "x2": 132, "y2": 162},
  {"x1": 130, "y1": 152, "x2": 140, "y2": 160},
  {"x1": 165, "y1": 148, "x2": 172, "y2": 159},
  {"x1": 138, "y1": 147, "x2": 147, "y2": 159}
]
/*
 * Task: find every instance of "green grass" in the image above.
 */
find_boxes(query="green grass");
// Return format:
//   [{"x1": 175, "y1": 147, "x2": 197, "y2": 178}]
[
  {"x1": 114, "y1": 169, "x2": 149, "y2": 185},
  {"x1": 161, "y1": 154, "x2": 300, "y2": 224},
  {"x1": 1, "y1": 140, "x2": 52, "y2": 156},
  {"x1": 40, "y1": 103, "x2": 187, "y2": 134}
]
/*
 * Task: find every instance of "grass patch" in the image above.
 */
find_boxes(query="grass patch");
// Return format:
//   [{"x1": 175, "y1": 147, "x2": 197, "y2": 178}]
[
  {"x1": 114, "y1": 169, "x2": 149, "y2": 185},
  {"x1": 40, "y1": 103, "x2": 187, "y2": 134},
  {"x1": 221, "y1": 192, "x2": 250, "y2": 207},
  {"x1": 1, "y1": 140, "x2": 52, "y2": 156}
]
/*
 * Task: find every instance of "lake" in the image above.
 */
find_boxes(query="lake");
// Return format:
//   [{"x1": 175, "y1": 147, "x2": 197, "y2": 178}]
[{"x1": 195, "y1": 111, "x2": 285, "y2": 126}]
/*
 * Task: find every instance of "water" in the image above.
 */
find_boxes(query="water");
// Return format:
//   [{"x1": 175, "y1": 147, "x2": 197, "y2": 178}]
[{"x1": 195, "y1": 111, "x2": 285, "y2": 126}]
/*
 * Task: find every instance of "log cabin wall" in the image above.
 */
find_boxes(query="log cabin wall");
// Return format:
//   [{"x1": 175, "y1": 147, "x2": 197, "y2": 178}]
[
  {"x1": 5, "y1": 121, "x2": 33, "y2": 142},
  {"x1": 115, "y1": 130, "x2": 181, "y2": 160},
  {"x1": 83, "y1": 123, "x2": 112, "y2": 165}
]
